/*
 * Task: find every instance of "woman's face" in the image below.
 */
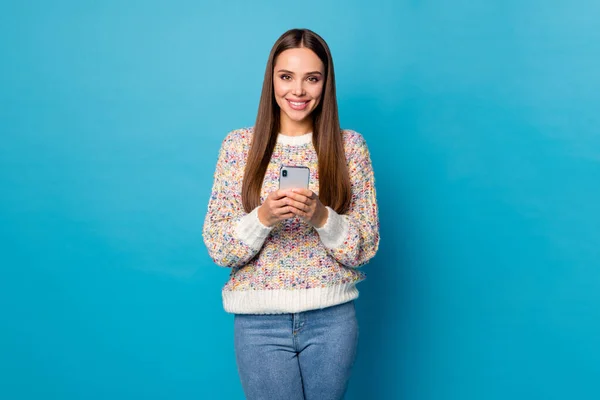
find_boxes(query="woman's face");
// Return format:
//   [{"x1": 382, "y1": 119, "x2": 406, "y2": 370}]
[{"x1": 273, "y1": 47, "x2": 325, "y2": 130}]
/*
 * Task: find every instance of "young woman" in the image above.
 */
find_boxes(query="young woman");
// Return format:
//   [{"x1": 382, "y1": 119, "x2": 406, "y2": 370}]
[{"x1": 203, "y1": 28, "x2": 380, "y2": 400}]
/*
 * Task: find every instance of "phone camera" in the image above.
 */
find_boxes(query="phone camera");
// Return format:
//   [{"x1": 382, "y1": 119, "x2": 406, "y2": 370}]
[{"x1": 282, "y1": 170, "x2": 288, "y2": 177}]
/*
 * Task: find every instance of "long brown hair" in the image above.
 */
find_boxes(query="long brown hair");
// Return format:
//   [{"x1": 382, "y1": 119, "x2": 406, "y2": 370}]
[{"x1": 241, "y1": 28, "x2": 352, "y2": 214}]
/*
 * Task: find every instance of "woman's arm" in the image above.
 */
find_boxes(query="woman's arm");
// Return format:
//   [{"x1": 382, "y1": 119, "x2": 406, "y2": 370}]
[
  {"x1": 202, "y1": 131, "x2": 272, "y2": 268},
  {"x1": 315, "y1": 131, "x2": 380, "y2": 268}
]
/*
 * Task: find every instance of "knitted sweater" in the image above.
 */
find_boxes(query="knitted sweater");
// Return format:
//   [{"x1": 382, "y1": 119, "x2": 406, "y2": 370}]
[{"x1": 202, "y1": 127, "x2": 380, "y2": 314}]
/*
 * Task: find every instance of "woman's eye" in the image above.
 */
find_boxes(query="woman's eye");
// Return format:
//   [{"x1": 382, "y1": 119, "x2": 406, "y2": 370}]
[
  {"x1": 281, "y1": 75, "x2": 291, "y2": 80},
  {"x1": 307, "y1": 76, "x2": 320, "y2": 83}
]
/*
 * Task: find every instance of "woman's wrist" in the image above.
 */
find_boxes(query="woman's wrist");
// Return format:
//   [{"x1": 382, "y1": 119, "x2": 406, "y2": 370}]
[
  {"x1": 312, "y1": 205, "x2": 329, "y2": 228},
  {"x1": 257, "y1": 205, "x2": 271, "y2": 227}
]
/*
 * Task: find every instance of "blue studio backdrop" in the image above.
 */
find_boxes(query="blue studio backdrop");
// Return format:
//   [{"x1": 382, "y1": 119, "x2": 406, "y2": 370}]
[{"x1": 1, "y1": 1, "x2": 599, "y2": 399}]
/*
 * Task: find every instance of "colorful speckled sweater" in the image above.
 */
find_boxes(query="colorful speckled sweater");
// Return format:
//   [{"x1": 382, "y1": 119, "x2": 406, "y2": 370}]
[{"x1": 202, "y1": 127, "x2": 380, "y2": 314}]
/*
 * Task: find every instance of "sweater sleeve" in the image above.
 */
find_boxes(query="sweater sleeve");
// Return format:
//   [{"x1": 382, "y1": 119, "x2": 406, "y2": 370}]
[
  {"x1": 202, "y1": 131, "x2": 272, "y2": 268},
  {"x1": 315, "y1": 132, "x2": 380, "y2": 268}
]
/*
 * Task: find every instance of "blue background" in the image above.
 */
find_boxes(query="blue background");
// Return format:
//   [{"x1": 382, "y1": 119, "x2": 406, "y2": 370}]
[{"x1": 1, "y1": 1, "x2": 599, "y2": 399}]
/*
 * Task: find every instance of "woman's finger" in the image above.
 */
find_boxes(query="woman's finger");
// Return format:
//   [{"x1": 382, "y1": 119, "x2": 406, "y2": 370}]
[
  {"x1": 279, "y1": 212, "x2": 295, "y2": 219},
  {"x1": 291, "y1": 203, "x2": 314, "y2": 217},
  {"x1": 280, "y1": 206, "x2": 298, "y2": 216},
  {"x1": 273, "y1": 198, "x2": 290, "y2": 210},
  {"x1": 291, "y1": 188, "x2": 313, "y2": 198},
  {"x1": 285, "y1": 191, "x2": 309, "y2": 204},
  {"x1": 285, "y1": 198, "x2": 309, "y2": 211},
  {"x1": 269, "y1": 190, "x2": 288, "y2": 200}
]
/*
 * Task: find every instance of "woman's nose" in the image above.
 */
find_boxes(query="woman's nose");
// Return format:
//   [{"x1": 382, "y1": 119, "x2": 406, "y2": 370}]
[{"x1": 292, "y1": 81, "x2": 305, "y2": 96}]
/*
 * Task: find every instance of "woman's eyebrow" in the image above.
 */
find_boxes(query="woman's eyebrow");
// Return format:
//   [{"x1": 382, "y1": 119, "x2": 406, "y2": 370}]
[{"x1": 276, "y1": 69, "x2": 323, "y2": 76}]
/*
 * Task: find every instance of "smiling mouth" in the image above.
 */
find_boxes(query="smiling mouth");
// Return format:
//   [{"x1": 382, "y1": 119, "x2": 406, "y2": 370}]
[{"x1": 286, "y1": 99, "x2": 310, "y2": 110}]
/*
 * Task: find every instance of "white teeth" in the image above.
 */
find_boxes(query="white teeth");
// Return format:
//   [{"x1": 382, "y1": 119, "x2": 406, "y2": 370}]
[{"x1": 290, "y1": 101, "x2": 307, "y2": 106}]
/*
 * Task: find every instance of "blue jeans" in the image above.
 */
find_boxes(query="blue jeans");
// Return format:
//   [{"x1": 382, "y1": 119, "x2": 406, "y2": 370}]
[{"x1": 234, "y1": 300, "x2": 359, "y2": 400}]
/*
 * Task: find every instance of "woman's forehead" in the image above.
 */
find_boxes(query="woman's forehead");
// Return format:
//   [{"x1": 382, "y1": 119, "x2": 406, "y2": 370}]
[{"x1": 274, "y1": 48, "x2": 324, "y2": 73}]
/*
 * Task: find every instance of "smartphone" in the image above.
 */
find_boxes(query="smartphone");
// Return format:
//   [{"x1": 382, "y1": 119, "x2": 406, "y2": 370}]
[{"x1": 279, "y1": 166, "x2": 310, "y2": 190}]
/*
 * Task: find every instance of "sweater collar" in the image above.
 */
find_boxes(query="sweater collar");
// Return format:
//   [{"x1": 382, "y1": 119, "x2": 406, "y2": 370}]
[{"x1": 276, "y1": 132, "x2": 313, "y2": 146}]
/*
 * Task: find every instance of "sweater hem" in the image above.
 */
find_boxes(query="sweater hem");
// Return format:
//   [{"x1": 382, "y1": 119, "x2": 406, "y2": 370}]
[{"x1": 222, "y1": 283, "x2": 359, "y2": 314}]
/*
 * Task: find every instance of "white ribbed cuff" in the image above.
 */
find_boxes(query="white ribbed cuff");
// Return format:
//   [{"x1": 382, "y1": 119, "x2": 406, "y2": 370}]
[
  {"x1": 234, "y1": 207, "x2": 272, "y2": 251},
  {"x1": 222, "y1": 283, "x2": 359, "y2": 314},
  {"x1": 315, "y1": 206, "x2": 349, "y2": 249}
]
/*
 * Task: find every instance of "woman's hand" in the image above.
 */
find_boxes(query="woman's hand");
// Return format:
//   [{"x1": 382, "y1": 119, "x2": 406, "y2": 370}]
[
  {"x1": 284, "y1": 189, "x2": 328, "y2": 228},
  {"x1": 257, "y1": 190, "x2": 296, "y2": 227}
]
